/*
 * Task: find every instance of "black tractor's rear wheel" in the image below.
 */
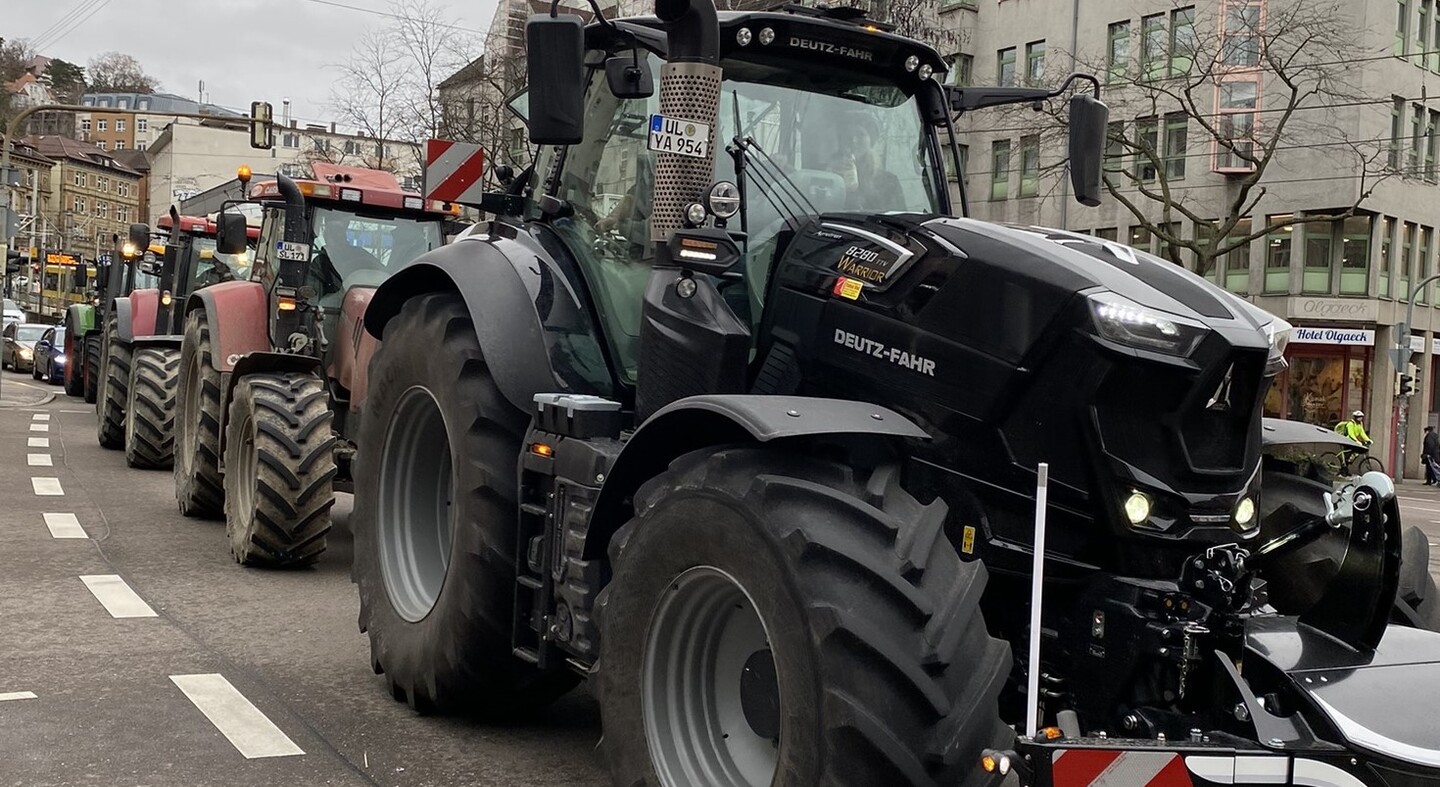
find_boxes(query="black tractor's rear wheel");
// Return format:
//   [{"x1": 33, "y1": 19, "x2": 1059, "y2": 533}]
[
  {"x1": 597, "y1": 449, "x2": 1011, "y2": 787},
  {"x1": 352, "y1": 292, "x2": 575, "y2": 714},
  {"x1": 83, "y1": 334, "x2": 100, "y2": 403},
  {"x1": 223, "y1": 372, "x2": 336, "y2": 567},
  {"x1": 124, "y1": 347, "x2": 181, "y2": 469},
  {"x1": 96, "y1": 313, "x2": 131, "y2": 450},
  {"x1": 175, "y1": 310, "x2": 225, "y2": 518}
]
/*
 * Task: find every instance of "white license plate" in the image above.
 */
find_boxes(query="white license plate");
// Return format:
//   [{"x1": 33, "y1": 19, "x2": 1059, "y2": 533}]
[
  {"x1": 648, "y1": 114, "x2": 710, "y2": 159},
  {"x1": 275, "y1": 241, "x2": 311, "y2": 262}
]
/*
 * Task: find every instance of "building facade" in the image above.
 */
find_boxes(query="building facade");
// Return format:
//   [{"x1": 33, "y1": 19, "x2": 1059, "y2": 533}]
[
  {"x1": 951, "y1": 0, "x2": 1440, "y2": 477},
  {"x1": 77, "y1": 92, "x2": 243, "y2": 153},
  {"x1": 1, "y1": 139, "x2": 57, "y2": 277},
  {"x1": 31, "y1": 135, "x2": 143, "y2": 262}
]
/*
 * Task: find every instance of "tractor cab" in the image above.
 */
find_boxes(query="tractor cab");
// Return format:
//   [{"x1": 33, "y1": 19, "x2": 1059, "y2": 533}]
[{"x1": 153, "y1": 212, "x2": 259, "y2": 299}]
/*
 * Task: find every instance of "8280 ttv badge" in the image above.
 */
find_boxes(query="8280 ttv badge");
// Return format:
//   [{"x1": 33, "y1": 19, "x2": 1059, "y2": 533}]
[{"x1": 835, "y1": 244, "x2": 902, "y2": 285}]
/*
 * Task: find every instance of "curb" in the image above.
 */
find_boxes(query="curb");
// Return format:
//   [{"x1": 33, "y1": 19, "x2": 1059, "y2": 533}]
[{"x1": 0, "y1": 391, "x2": 58, "y2": 408}]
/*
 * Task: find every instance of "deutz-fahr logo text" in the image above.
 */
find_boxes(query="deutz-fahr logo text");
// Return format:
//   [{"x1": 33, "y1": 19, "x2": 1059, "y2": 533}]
[{"x1": 788, "y1": 37, "x2": 874, "y2": 61}]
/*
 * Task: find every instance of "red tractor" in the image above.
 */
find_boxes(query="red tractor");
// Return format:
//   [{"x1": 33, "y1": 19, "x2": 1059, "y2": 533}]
[
  {"x1": 96, "y1": 206, "x2": 260, "y2": 470},
  {"x1": 173, "y1": 164, "x2": 454, "y2": 567}
]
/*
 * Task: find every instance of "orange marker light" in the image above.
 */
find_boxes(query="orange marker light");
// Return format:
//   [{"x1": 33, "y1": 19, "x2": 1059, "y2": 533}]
[
  {"x1": 237, "y1": 165, "x2": 252, "y2": 184},
  {"x1": 530, "y1": 443, "x2": 554, "y2": 458},
  {"x1": 276, "y1": 297, "x2": 297, "y2": 311}
]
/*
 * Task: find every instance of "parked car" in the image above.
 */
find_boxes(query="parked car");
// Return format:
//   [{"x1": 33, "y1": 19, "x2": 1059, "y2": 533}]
[
  {"x1": 2, "y1": 322, "x2": 48, "y2": 373},
  {"x1": 32, "y1": 326, "x2": 67, "y2": 385},
  {"x1": 3, "y1": 297, "x2": 22, "y2": 326}
]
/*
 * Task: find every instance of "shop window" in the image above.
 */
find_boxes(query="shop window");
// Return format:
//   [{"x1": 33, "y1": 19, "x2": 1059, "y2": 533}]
[
  {"x1": 1380, "y1": 216, "x2": 1395, "y2": 298},
  {"x1": 1265, "y1": 214, "x2": 1293, "y2": 293},
  {"x1": 1271, "y1": 349, "x2": 1370, "y2": 427},
  {"x1": 1339, "y1": 214, "x2": 1372, "y2": 294},
  {"x1": 1225, "y1": 218, "x2": 1252, "y2": 293}
]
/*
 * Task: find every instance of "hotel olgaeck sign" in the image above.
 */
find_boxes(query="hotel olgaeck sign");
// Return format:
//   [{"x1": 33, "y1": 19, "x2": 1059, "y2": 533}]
[{"x1": 1287, "y1": 297, "x2": 1377, "y2": 323}]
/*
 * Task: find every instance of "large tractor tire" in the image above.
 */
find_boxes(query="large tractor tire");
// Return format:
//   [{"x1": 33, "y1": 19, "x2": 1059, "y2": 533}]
[
  {"x1": 124, "y1": 347, "x2": 181, "y2": 469},
  {"x1": 352, "y1": 292, "x2": 576, "y2": 714},
  {"x1": 82, "y1": 334, "x2": 100, "y2": 404},
  {"x1": 96, "y1": 314, "x2": 132, "y2": 450},
  {"x1": 63, "y1": 334, "x2": 84, "y2": 397},
  {"x1": 223, "y1": 372, "x2": 336, "y2": 568},
  {"x1": 1398, "y1": 525, "x2": 1440, "y2": 630},
  {"x1": 597, "y1": 448, "x2": 1012, "y2": 787},
  {"x1": 174, "y1": 311, "x2": 225, "y2": 518}
]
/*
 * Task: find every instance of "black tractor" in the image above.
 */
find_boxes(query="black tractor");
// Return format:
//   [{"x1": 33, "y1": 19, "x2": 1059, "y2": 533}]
[{"x1": 350, "y1": 1, "x2": 1440, "y2": 785}]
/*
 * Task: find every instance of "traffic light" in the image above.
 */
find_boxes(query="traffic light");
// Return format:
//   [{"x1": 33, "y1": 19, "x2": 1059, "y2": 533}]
[
  {"x1": 249, "y1": 101, "x2": 274, "y2": 150},
  {"x1": 1398, "y1": 362, "x2": 1419, "y2": 397}
]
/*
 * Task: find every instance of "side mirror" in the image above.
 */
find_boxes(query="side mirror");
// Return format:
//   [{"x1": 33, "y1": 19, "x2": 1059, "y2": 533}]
[
  {"x1": 1068, "y1": 94, "x2": 1108, "y2": 208},
  {"x1": 124, "y1": 223, "x2": 150, "y2": 258},
  {"x1": 525, "y1": 14, "x2": 586, "y2": 145},
  {"x1": 216, "y1": 211, "x2": 248, "y2": 255},
  {"x1": 36, "y1": 340, "x2": 49, "y2": 351},
  {"x1": 605, "y1": 52, "x2": 653, "y2": 100}
]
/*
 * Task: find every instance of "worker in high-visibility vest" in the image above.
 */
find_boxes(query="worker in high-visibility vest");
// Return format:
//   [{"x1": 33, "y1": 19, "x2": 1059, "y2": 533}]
[{"x1": 1335, "y1": 410, "x2": 1372, "y2": 446}]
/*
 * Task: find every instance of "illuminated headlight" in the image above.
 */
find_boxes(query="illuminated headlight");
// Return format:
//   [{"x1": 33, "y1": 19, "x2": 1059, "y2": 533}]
[
  {"x1": 917, "y1": 64, "x2": 933, "y2": 80},
  {"x1": 1088, "y1": 291, "x2": 1208, "y2": 356},
  {"x1": 736, "y1": 27, "x2": 752, "y2": 46},
  {"x1": 758, "y1": 27, "x2": 775, "y2": 45},
  {"x1": 684, "y1": 202, "x2": 708, "y2": 227},
  {"x1": 707, "y1": 181, "x2": 740, "y2": 219},
  {"x1": 1235, "y1": 497, "x2": 1256, "y2": 529},
  {"x1": 1123, "y1": 490, "x2": 1151, "y2": 526},
  {"x1": 54, "y1": 354, "x2": 66, "y2": 363},
  {"x1": 19, "y1": 348, "x2": 33, "y2": 359},
  {"x1": 904, "y1": 55, "x2": 920, "y2": 72},
  {"x1": 1262, "y1": 317, "x2": 1292, "y2": 376}
]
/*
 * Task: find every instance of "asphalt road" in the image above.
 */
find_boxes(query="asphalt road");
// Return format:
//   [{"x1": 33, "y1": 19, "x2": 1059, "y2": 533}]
[
  {"x1": 0, "y1": 369, "x2": 607, "y2": 787},
  {"x1": 5, "y1": 366, "x2": 1440, "y2": 787}
]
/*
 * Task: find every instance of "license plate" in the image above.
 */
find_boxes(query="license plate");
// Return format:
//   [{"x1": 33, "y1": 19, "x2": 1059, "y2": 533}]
[
  {"x1": 648, "y1": 114, "x2": 709, "y2": 159},
  {"x1": 276, "y1": 241, "x2": 311, "y2": 262}
]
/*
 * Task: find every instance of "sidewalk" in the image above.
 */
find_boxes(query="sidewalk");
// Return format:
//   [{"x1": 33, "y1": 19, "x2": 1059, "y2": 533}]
[{"x1": 0, "y1": 375, "x2": 57, "y2": 408}]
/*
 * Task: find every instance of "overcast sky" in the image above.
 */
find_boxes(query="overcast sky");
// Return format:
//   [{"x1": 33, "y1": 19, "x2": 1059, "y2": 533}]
[{"x1": 7, "y1": 0, "x2": 499, "y2": 129}]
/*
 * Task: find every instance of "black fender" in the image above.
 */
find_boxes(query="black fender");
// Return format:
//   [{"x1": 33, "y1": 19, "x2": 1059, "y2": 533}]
[
  {"x1": 217, "y1": 352, "x2": 326, "y2": 462},
  {"x1": 130, "y1": 336, "x2": 183, "y2": 352},
  {"x1": 111, "y1": 297, "x2": 134, "y2": 343},
  {"x1": 581, "y1": 394, "x2": 931, "y2": 559},
  {"x1": 363, "y1": 225, "x2": 615, "y2": 412}
]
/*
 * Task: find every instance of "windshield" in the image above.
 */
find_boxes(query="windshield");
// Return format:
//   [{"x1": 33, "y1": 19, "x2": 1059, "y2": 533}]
[
  {"x1": 188, "y1": 236, "x2": 253, "y2": 288},
  {"x1": 16, "y1": 326, "x2": 45, "y2": 342},
  {"x1": 308, "y1": 207, "x2": 444, "y2": 306},
  {"x1": 52, "y1": 328, "x2": 66, "y2": 344},
  {"x1": 3, "y1": 299, "x2": 17, "y2": 312},
  {"x1": 547, "y1": 51, "x2": 942, "y2": 382}
]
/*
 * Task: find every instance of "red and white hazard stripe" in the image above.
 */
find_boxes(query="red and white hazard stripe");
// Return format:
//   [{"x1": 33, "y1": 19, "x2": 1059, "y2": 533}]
[
  {"x1": 1053, "y1": 749, "x2": 1371, "y2": 787},
  {"x1": 422, "y1": 138, "x2": 486, "y2": 205}
]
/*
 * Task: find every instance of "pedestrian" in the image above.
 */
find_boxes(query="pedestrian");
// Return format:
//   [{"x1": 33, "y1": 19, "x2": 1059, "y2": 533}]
[{"x1": 1426, "y1": 425, "x2": 1440, "y2": 485}]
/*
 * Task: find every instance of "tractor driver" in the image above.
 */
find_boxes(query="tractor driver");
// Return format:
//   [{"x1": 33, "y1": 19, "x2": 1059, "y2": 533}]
[
  {"x1": 827, "y1": 114, "x2": 904, "y2": 211},
  {"x1": 313, "y1": 213, "x2": 381, "y2": 296}
]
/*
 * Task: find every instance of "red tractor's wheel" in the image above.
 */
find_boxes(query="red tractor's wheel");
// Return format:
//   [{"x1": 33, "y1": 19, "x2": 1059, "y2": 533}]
[
  {"x1": 96, "y1": 313, "x2": 132, "y2": 450},
  {"x1": 174, "y1": 311, "x2": 225, "y2": 518},
  {"x1": 124, "y1": 347, "x2": 181, "y2": 469}
]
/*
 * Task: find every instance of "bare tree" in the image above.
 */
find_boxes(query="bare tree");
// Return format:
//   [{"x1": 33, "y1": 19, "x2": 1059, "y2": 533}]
[
  {"x1": 87, "y1": 51, "x2": 159, "y2": 93},
  {"x1": 395, "y1": 0, "x2": 481, "y2": 142},
  {"x1": 329, "y1": 29, "x2": 408, "y2": 171},
  {"x1": 1070, "y1": 0, "x2": 1392, "y2": 270}
]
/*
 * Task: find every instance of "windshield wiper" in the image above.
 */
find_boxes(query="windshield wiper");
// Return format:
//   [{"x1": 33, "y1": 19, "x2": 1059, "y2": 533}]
[{"x1": 729, "y1": 134, "x2": 817, "y2": 227}]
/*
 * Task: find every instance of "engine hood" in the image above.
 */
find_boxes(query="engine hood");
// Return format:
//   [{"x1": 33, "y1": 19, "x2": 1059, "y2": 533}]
[{"x1": 922, "y1": 218, "x2": 1273, "y2": 352}]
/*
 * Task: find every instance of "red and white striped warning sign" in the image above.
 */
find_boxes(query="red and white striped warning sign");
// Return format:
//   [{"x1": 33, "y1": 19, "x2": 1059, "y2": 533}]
[
  {"x1": 422, "y1": 139, "x2": 486, "y2": 206},
  {"x1": 1052, "y1": 749, "x2": 1372, "y2": 787},
  {"x1": 1054, "y1": 750, "x2": 1192, "y2": 787}
]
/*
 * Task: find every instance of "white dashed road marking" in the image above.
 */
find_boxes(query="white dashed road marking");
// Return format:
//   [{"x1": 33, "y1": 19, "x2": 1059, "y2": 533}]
[
  {"x1": 27, "y1": 454, "x2": 52, "y2": 466},
  {"x1": 43, "y1": 513, "x2": 86, "y2": 539},
  {"x1": 0, "y1": 692, "x2": 37, "y2": 701},
  {"x1": 28, "y1": 424, "x2": 47, "y2": 432},
  {"x1": 32, "y1": 413, "x2": 49, "y2": 421},
  {"x1": 31, "y1": 478, "x2": 63, "y2": 496},
  {"x1": 27, "y1": 437, "x2": 48, "y2": 448},
  {"x1": 169, "y1": 674, "x2": 305, "y2": 759},
  {"x1": 79, "y1": 575, "x2": 157, "y2": 618}
]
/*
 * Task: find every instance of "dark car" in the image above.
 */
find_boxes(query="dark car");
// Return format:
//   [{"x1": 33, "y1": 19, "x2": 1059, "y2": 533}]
[
  {"x1": 32, "y1": 326, "x2": 68, "y2": 385},
  {"x1": 2, "y1": 322, "x2": 48, "y2": 373}
]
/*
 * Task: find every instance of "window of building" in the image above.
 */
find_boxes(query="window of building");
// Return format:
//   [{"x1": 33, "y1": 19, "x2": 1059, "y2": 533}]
[
  {"x1": 1412, "y1": 104, "x2": 1426, "y2": 173},
  {"x1": 98, "y1": 176, "x2": 108, "y2": 193},
  {"x1": 1265, "y1": 215, "x2": 1293, "y2": 293},
  {"x1": 1432, "y1": 5, "x2": 1440, "y2": 71},
  {"x1": 940, "y1": 0, "x2": 978, "y2": 8},
  {"x1": 1420, "y1": 0, "x2": 1432, "y2": 64},
  {"x1": 949, "y1": 142, "x2": 969, "y2": 186},
  {"x1": 991, "y1": 139, "x2": 1010, "y2": 200},
  {"x1": 80, "y1": 118, "x2": 91, "y2": 132},
  {"x1": 1135, "y1": 117, "x2": 1160, "y2": 181},
  {"x1": 1170, "y1": 7, "x2": 1196, "y2": 76},
  {"x1": 1194, "y1": 221, "x2": 1219, "y2": 279},
  {"x1": 283, "y1": 132, "x2": 300, "y2": 148},
  {"x1": 73, "y1": 171, "x2": 85, "y2": 187},
  {"x1": 1107, "y1": 21, "x2": 1129, "y2": 83},
  {"x1": 1217, "y1": 80, "x2": 1258, "y2": 170},
  {"x1": 116, "y1": 119, "x2": 126, "y2": 132},
  {"x1": 1400, "y1": 0, "x2": 1412, "y2": 56},
  {"x1": 1402, "y1": 221, "x2": 1418, "y2": 298},
  {"x1": 117, "y1": 182, "x2": 129, "y2": 197},
  {"x1": 137, "y1": 118, "x2": 147, "y2": 132},
  {"x1": 997, "y1": 47, "x2": 1016, "y2": 86},
  {"x1": 1420, "y1": 225, "x2": 1434, "y2": 303},
  {"x1": 97, "y1": 119, "x2": 107, "y2": 131},
  {"x1": 313, "y1": 137, "x2": 330, "y2": 153},
  {"x1": 1429, "y1": 109, "x2": 1440, "y2": 181},
  {"x1": 73, "y1": 197, "x2": 86, "y2": 213},
  {"x1": 1129, "y1": 225, "x2": 1155, "y2": 255},
  {"x1": 116, "y1": 206, "x2": 129, "y2": 223},
  {"x1": 1025, "y1": 40, "x2": 1046, "y2": 84},
  {"x1": 1223, "y1": 2, "x2": 1262, "y2": 67},
  {"x1": 136, "y1": 142, "x2": 146, "y2": 151},
  {"x1": 1104, "y1": 121, "x2": 1126, "y2": 174},
  {"x1": 1337, "y1": 215, "x2": 1371, "y2": 295},
  {"x1": 118, "y1": 98, "x2": 129, "y2": 109},
  {"x1": 1380, "y1": 215, "x2": 1396, "y2": 298},
  {"x1": 947, "y1": 53, "x2": 973, "y2": 85},
  {"x1": 114, "y1": 140, "x2": 125, "y2": 150},
  {"x1": 95, "y1": 141, "x2": 106, "y2": 150},
  {"x1": 1303, "y1": 219, "x2": 1332, "y2": 293},
  {"x1": 1225, "y1": 218, "x2": 1252, "y2": 293},
  {"x1": 1096, "y1": 227, "x2": 1119, "y2": 241},
  {"x1": 95, "y1": 201, "x2": 109, "y2": 219},
  {"x1": 1164, "y1": 112, "x2": 1188, "y2": 179},
  {"x1": 1141, "y1": 14, "x2": 1167, "y2": 79},
  {"x1": 344, "y1": 139, "x2": 361, "y2": 155},
  {"x1": 1019, "y1": 135, "x2": 1040, "y2": 196},
  {"x1": 137, "y1": 99, "x2": 149, "y2": 111},
  {"x1": 1393, "y1": 97, "x2": 1407, "y2": 169},
  {"x1": 1156, "y1": 221, "x2": 1183, "y2": 263}
]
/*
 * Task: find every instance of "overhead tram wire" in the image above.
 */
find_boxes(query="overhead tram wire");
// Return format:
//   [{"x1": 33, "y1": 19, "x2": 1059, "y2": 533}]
[
  {"x1": 28, "y1": 0, "x2": 101, "y2": 49},
  {"x1": 32, "y1": 0, "x2": 115, "y2": 50}
]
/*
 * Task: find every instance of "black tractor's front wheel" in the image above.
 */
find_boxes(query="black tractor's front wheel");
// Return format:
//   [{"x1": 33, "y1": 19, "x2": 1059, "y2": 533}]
[
  {"x1": 124, "y1": 347, "x2": 181, "y2": 469},
  {"x1": 352, "y1": 292, "x2": 575, "y2": 714},
  {"x1": 597, "y1": 449, "x2": 1011, "y2": 787},
  {"x1": 174, "y1": 311, "x2": 225, "y2": 518},
  {"x1": 96, "y1": 314, "x2": 132, "y2": 450},
  {"x1": 223, "y1": 372, "x2": 336, "y2": 567}
]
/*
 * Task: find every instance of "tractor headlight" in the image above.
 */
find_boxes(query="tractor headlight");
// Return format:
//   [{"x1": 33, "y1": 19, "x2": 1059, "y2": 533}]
[
  {"x1": 1262, "y1": 317, "x2": 1292, "y2": 376},
  {"x1": 1123, "y1": 490, "x2": 1151, "y2": 526},
  {"x1": 707, "y1": 181, "x2": 740, "y2": 219},
  {"x1": 684, "y1": 202, "x2": 708, "y2": 227},
  {"x1": 1088, "y1": 291, "x2": 1208, "y2": 357},
  {"x1": 1235, "y1": 496, "x2": 1256, "y2": 529}
]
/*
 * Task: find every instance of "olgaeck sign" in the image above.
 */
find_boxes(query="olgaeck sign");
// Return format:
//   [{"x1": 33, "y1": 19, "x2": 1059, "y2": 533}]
[{"x1": 1287, "y1": 296, "x2": 1377, "y2": 323}]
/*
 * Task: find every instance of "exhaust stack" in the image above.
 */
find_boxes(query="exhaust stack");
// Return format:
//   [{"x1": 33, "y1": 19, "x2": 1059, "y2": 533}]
[{"x1": 649, "y1": 0, "x2": 723, "y2": 245}]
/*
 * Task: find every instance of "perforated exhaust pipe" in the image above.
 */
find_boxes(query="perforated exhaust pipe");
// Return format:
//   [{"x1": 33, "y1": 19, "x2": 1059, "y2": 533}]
[{"x1": 650, "y1": 0, "x2": 722, "y2": 245}]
